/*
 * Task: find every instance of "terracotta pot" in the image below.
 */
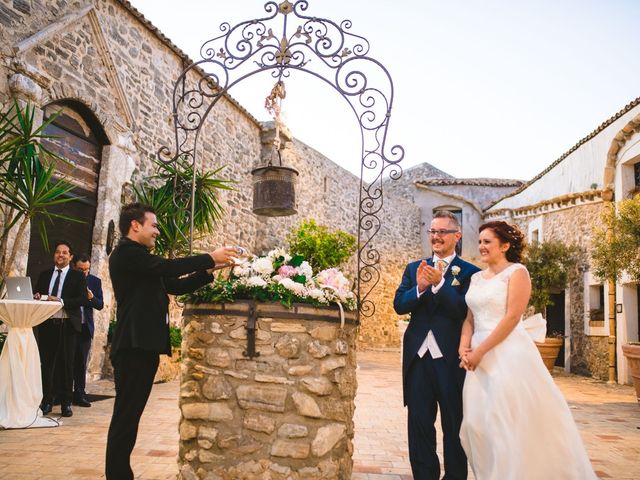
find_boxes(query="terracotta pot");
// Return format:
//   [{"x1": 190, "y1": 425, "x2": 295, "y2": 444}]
[
  {"x1": 535, "y1": 337, "x2": 563, "y2": 372},
  {"x1": 622, "y1": 343, "x2": 640, "y2": 403}
]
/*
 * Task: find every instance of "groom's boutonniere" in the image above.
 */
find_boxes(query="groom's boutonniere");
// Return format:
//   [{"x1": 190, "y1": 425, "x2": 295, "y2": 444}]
[{"x1": 451, "y1": 266, "x2": 461, "y2": 286}]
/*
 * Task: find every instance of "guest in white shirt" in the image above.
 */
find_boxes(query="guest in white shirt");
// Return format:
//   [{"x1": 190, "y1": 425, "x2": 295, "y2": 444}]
[{"x1": 34, "y1": 241, "x2": 90, "y2": 418}]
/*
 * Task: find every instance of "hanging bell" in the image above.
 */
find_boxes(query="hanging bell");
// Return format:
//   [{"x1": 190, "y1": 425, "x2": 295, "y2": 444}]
[{"x1": 251, "y1": 150, "x2": 298, "y2": 216}]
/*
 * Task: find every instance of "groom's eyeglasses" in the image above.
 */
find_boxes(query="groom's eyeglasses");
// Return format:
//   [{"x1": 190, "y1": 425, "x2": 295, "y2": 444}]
[{"x1": 427, "y1": 229, "x2": 459, "y2": 236}]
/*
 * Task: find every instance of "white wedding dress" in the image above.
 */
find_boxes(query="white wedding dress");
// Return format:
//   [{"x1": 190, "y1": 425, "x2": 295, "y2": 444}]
[{"x1": 460, "y1": 263, "x2": 597, "y2": 480}]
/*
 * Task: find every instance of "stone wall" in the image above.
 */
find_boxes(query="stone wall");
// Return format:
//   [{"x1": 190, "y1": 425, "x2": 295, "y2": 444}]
[
  {"x1": 179, "y1": 302, "x2": 358, "y2": 480},
  {"x1": 0, "y1": 0, "x2": 423, "y2": 379},
  {"x1": 498, "y1": 200, "x2": 609, "y2": 379}
]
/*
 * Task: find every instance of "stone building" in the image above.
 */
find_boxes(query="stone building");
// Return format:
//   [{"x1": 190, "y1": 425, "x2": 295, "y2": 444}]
[
  {"x1": 485, "y1": 97, "x2": 640, "y2": 383},
  {"x1": 0, "y1": 0, "x2": 422, "y2": 381},
  {"x1": 383, "y1": 163, "x2": 523, "y2": 262}
]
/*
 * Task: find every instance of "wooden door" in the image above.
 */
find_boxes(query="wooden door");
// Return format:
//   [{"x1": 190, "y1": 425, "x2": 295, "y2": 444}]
[
  {"x1": 26, "y1": 102, "x2": 107, "y2": 278},
  {"x1": 546, "y1": 292, "x2": 566, "y2": 367}
]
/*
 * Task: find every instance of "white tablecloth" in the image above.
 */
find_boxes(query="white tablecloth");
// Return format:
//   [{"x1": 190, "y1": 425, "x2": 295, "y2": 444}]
[{"x1": 0, "y1": 299, "x2": 63, "y2": 429}]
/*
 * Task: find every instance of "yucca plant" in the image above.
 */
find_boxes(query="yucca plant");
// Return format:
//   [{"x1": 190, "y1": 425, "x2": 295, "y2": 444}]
[
  {"x1": 0, "y1": 99, "x2": 80, "y2": 284},
  {"x1": 132, "y1": 156, "x2": 233, "y2": 258}
]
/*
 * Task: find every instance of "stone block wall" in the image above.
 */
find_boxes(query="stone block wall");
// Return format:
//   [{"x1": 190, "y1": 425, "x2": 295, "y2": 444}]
[
  {"x1": 508, "y1": 201, "x2": 609, "y2": 379},
  {"x1": 0, "y1": 0, "x2": 422, "y2": 376},
  {"x1": 179, "y1": 302, "x2": 358, "y2": 480}
]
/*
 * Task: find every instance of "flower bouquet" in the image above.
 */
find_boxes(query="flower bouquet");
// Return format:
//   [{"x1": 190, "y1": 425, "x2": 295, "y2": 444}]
[{"x1": 182, "y1": 248, "x2": 357, "y2": 310}]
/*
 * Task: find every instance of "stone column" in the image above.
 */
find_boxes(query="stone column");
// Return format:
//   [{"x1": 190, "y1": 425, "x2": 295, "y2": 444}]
[
  {"x1": 179, "y1": 301, "x2": 358, "y2": 480},
  {"x1": 87, "y1": 135, "x2": 136, "y2": 380}
]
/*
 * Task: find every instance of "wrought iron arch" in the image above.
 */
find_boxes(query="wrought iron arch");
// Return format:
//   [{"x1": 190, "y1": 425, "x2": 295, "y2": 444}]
[{"x1": 159, "y1": 0, "x2": 404, "y2": 319}]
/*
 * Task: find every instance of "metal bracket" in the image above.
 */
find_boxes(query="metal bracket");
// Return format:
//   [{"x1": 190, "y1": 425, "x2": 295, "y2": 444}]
[{"x1": 243, "y1": 302, "x2": 260, "y2": 359}]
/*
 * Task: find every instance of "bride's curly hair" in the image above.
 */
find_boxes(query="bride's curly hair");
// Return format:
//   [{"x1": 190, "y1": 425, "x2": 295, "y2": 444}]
[{"x1": 479, "y1": 221, "x2": 526, "y2": 263}]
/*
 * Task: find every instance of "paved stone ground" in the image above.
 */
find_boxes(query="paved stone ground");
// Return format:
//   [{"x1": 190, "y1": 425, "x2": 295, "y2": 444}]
[{"x1": 0, "y1": 350, "x2": 638, "y2": 479}]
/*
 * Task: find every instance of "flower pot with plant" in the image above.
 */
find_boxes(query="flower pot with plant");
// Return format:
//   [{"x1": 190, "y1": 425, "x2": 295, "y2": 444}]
[{"x1": 524, "y1": 240, "x2": 579, "y2": 373}]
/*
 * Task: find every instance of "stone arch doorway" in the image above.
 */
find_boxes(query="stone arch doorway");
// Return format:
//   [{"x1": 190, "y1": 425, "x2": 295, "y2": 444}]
[{"x1": 26, "y1": 100, "x2": 109, "y2": 276}]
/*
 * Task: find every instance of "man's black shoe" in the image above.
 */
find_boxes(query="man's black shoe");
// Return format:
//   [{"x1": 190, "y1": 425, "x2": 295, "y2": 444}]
[
  {"x1": 40, "y1": 403, "x2": 52, "y2": 415},
  {"x1": 73, "y1": 396, "x2": 91, "y2": 407},
  {"x1": 61, "y1": 404, "x2": 73, "y2": 417}
]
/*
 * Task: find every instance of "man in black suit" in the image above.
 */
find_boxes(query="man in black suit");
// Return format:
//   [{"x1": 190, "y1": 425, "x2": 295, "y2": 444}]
[
  {"x1": 71, "y1": 253, "x2": 104, "y2": 407},
  {"x1": 105, "y1": 203, "x2": 238, "y2": 480},
  {"x1": 34, "y1": 240, "x2": 91, "y2": 418},
  {"x1": 394, "y1": 211, "x2": 480, "y2": 480}
]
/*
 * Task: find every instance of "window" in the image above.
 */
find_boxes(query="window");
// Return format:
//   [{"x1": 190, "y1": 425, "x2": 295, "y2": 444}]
[
  {"x1": 531, "y1": 229, "x2": 539, "y2": 244},
  {"x1": 589, "y1": 285, "x2": 605, "y2": 323}
]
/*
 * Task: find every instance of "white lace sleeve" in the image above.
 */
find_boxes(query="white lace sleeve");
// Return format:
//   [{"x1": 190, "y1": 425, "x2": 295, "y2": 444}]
[{"x1": 496, "y1": 263, "x2": 529, "y2": 283}]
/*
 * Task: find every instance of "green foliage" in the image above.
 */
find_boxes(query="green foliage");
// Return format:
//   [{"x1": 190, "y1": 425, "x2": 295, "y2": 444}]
[
  {"x1": 0, "y1": 99, "x2": 80, "y2": 282},
  {"x1": 132, "y1": 156, "x2": 233, "y2": 258},
  {"x1": 524, "y1": 240, "x2": 579, "y2": 315},
  {"x1": 287, "y1": 219, "x2": 356, "y2": 272},
  {"x1": 169, "y1": 325, "x2": 182, "y2": 349},
  {"x1": 591, "y1": 195, "x2": 640, "y2": 282},
  {"x1": 107, "y1": 319, "x2": 117, "y2": 344}
]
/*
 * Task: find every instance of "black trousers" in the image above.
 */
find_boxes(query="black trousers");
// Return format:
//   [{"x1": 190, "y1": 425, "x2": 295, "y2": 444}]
[
  {"x1": 73, "y1": 324, "x2": 92, "y2": 397},
  {"x1": 105, "y1": 349, "x2": 159, "y2": 480},
  {"x1": 406, "y1": 353, "x2": 467, "y2": 480},
  {"x1": 36, "y1": 318, "x2": 77, "y2": 405}
]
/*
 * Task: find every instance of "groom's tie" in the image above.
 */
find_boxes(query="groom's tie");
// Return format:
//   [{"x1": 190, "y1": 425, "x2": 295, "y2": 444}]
[{"x1": 436, "y1": 259, "x2": 447, "y2": 272}]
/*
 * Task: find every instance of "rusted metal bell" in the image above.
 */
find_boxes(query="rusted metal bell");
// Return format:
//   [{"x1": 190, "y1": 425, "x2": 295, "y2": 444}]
[{"x1": 251, "y1": 165, "x2": 299, "y2": 216}]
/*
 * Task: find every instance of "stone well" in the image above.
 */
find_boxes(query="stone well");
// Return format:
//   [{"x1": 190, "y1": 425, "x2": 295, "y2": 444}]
[{"x1": 178, "y1": 301, "x2": 358, "y2": 480}]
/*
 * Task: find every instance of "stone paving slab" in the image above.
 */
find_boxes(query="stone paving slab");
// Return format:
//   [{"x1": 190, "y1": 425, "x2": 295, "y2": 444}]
[{"x1": 0, "y1": 350, "x2": 638, "y2": 479}]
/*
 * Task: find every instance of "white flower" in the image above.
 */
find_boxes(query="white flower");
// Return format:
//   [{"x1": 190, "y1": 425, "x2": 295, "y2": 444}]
[
  {"x1": 307, "y1": 288, "x2": 327, "y2": 302},
  {"x1": 267, "y1": 247, "x2": 291, "y2": 263},
  {"x1": 233, "y1": 264, "x2": 250, "y2": 277},
  {"x1": 279, "y1": 277, "x2": 306, "y2": 295},
  {"x1": 252, "y1": 257, "x2": 274, "y2": 276},
  {"x1": 451, "y1": 266, "x2": 461, "y2": 276},
  {"x1": 246, "y1": 276, "x2": 267, "y2": 287},
  {"x1": 295, "y1": 261, "x2": 313, "y2": 279}
]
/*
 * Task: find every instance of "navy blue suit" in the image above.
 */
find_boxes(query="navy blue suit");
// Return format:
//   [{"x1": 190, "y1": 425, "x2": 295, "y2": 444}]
[
  {"x1": 394, "y1": 256, "x2": 479, "y2": 480},
  {"x1": 73, "y1": 273, "x2": 104, "y2": 399}
]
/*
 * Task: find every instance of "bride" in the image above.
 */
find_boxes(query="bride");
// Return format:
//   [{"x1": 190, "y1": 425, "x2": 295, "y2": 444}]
[{"x1": 458, "y1": 221, "x2": 597, "y2": 479}]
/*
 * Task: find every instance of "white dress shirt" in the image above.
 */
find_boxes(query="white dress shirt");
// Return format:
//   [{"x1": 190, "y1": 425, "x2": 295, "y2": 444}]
[
  {"x1": 416, "y1": 253, "x2": 457, "y2": 359},
  {"x1": 48, "y1": 264, "x2": 69, "y2": 318}
]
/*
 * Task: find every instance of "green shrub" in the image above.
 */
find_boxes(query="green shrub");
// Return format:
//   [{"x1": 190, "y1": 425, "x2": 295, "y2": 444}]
[
  {"x1": 591, "y1": 195, "x2": 640, "y2": 282},
  {"x1": 287, "y1": 219, "x2": 356, "y2": 272},
  {"x1": 524, "y1": 240, "x2": 579, "y2": 315},
  {"x1": 169, "y1": 325, "x2": 182, "y2": 349}
]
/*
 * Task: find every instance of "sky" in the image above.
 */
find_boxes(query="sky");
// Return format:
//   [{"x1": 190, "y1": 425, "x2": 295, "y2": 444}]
[{"x1": 128, "y1": 0, "x2": 640, "y2": 181}]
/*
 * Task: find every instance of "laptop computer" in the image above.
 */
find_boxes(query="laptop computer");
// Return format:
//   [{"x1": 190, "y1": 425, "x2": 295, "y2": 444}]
[{"x1": 5, "y1": 277, "x2": 34, "y2": 300}]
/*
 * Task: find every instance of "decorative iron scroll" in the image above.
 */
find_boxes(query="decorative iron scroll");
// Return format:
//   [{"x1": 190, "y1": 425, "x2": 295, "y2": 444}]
[{"x1": 158, "y1": 0, "x2": 404, "y2": 319}]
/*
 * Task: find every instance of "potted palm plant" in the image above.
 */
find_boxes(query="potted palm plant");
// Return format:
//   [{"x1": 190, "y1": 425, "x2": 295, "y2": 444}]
[
  {"x1": 0, "y1": 99, "x2": 79, "y2": 286},
  {"x1": 591, "y1": 194, "x2": 640, "y2": 401},
  {"x1": 524, "y1": 240, "x2": 579, "y2": 372}
]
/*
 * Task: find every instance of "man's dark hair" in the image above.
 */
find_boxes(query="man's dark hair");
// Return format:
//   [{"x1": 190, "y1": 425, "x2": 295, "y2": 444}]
[
  {"x1": 118, "y1": 202, "x2": 155, "y2": 236},
  {"x1": 74, "y1": 253, "x2": 91, "y2": 264},
  {"x1": 53, "y1": 240, "x2": 73, "y2": 255},
  {"x1": 433, "y1": 210, "x2": 461, "y2": 229}
]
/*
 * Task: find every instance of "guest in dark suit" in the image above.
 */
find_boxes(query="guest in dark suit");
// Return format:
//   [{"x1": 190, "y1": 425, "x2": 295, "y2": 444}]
[
  {"x1": 71, "y1": 253, "x2": 104, "y2": 407},
  {"x1": 105, "y1": 203, "x2": 238, "y2": 480},
  {"x1": 394, "y1": 210, "x2": 480, "y2": 480},
  {"x1": 34, "y1": 240, "x2": 91, "y2": 418}
]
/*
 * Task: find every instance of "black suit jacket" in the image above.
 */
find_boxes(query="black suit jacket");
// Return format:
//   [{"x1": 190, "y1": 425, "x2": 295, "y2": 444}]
[
  {"x1": 393, "y1": 256, "x2": 480, "y2": 405},
  {"x1": 35, "y1": 267, "x2": 91, "y2": 332},
  {"x1": 85, "y1": 273, "x2": 104, "y2": 338},
  {"x1": 108, "y1": 237, "x2": 215, "y2": 358}
]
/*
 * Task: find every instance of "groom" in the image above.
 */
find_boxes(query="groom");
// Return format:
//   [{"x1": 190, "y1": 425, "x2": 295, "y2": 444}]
[{"x1": 394, "y1": 210, "x2": 480, "y2": 480}]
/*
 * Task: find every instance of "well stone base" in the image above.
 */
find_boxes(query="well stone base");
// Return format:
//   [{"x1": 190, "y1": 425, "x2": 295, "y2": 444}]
[{"x1": 179, "y1": 301, "x2": 358, "y2": 480}]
